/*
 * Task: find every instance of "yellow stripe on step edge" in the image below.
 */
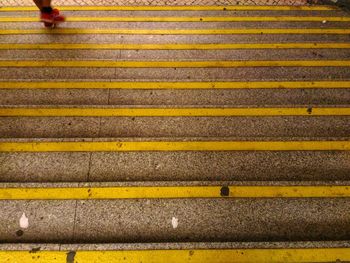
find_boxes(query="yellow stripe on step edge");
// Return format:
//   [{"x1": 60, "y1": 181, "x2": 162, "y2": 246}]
[
  {"x1": 0, "y1": 186, "x2": 350, "y2": 199},
  {"x1": 1, "y1": 81, "x2": 349, "y2": 89},
  {"x1": 0, "y1": 5, "x2": 338, "y2": 11},
  {"x1": 0, "y1": 248, "x2": 350, "y2": 263},
  {"x1": 1, "y1": 43, "x2": 350, "y2": 50},
  {"x1": 2, "y1": 16, "x2": 350, "y2": 22},
  {"x1": 0, "y1": 28, "x2": 349, "y2": 35},
  {"x1": 0, "y1": 141, "x2": 349, "y2": 152},
  {"x1": 0, "y1": 60, "x2": 349, "y2": 68},
  {"x1": 1, "y1": 107, "x2": 350, "y2": 117}
]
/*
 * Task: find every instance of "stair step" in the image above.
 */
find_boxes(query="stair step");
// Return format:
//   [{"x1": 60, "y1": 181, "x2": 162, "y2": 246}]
[
  {"x1": 1, "y1": 151, "x2": 349, "y2": 182},
  {"x1": 2, "y1": 28, "x2": 350, "y2": 35},
  {"x1": 2, "y1": 116, "x2": 349, "y2": 138},
  {"x1": 0, "y1": 6, "x2": 339, "y2": 12},
  {"x1": 4, "y1": 16, "x2": 350, "y2": 22},
  {"x1": 1, "y1": 183, "x2": 350, "y2": 242}
]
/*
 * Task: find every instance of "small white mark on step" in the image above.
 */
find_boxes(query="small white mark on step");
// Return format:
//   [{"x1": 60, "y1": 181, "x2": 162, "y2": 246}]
[
  {"x1": 19, "y1": 213, "x2": 29, "y2": 229},
  {"x1": 322, "y1": 20, "x2": 327, "y2": 24},
  {"x1": 171, "y1": 217, "x2": 178, "y2": 229}
]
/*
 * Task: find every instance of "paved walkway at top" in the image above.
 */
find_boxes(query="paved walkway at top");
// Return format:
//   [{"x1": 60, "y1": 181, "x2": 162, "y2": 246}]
[{"x1": 0, "y1": 0, "x2": 322, "y2": 6}]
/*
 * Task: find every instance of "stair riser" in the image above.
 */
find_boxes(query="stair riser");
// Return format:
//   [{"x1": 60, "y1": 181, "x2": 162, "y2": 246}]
[
  {"x1": 1, "y1": 151, "x2": 349, "y2": 182},
  {"x1": 0, "y1": 116, "x2": 349, "y2": 138},
  {"x1": 1, "y1": 49, "x2": 349, "y2": 60},
  {"x1": 1, "y1": 89, "x2": 349, "y2": 106},
  {"x1": 1, "y1": 67, "x2": 349, "y2": 80},
  {"x1": 1, "y1": 198, "x2": 350, "y2": 242}
]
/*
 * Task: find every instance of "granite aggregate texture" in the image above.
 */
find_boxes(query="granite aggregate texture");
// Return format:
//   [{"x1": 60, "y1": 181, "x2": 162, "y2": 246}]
[{"x1": 0, "y1": 0, "x2": 350, "y2": 250}]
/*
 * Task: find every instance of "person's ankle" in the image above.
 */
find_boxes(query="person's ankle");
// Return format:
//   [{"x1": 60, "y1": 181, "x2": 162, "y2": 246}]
[{"x1": 41, "y1": 6, "x2": 53, "y2": 13}]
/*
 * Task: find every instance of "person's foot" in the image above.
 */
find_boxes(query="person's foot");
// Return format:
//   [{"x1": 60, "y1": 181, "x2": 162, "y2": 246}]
[{"x1": 40, "y1": 9, "x2": 65, "y2": 24}]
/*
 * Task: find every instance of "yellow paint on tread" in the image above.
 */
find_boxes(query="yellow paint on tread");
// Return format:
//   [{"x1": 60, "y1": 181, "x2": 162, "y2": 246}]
[
  {"x1": 0, "y1": 28, "x2": 349, "y2": 35},
  {"x1": 1, "y1": 43, "x2": 349, "y2": 50},
  {"x1": 1, "y1": 107, "x2": 349, "y2": 117},
  {"x1": 2, "y1": 16, "x2": 350, "y2": 22},
  {"x1": 1, "y1": 81, "x2": 349, "y2": 89},
  {"x1": 0, "y1": 248, "x2": 349, "y2": 263},
  {"x1": 0, "y1": 141, "x2": 349, "y2": 152},
  {"x1": 0, "y1": 5, "x2": 338, "y2": 11},
  {"x1": 0, "y1": 60, "x2": 349, "y2": 68},
  {"x1": 0, "y1": 186, "x2": 350, "y2": 200}
]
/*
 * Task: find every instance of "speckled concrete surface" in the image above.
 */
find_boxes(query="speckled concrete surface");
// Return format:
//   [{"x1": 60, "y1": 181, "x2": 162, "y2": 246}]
[
  {"x1": 1, "y1": 67, "x2": 349, "y2": 80},
  {"x1": 3, "y1": 241, "x2": 350, "y2": 251},
  {"x1": 1, "y1": 198, "x2": 349, "y2": 242},
  {"x1": 1, "y1": 10, "x2": 348, "y2": 18},
  {"x1": 0, "y1": 89, "x2": 110, "y2": 105},
  {"x1": 2, "y1": 21, "x2": 350, "y2": 30},
  {"x1": 0, "y1": 2, "x2": 349, "y2": 247},
  {"x1": 0, "y1": 200, "x2": 76, "y2": 242},
  {"x1": 1, "y1": 116, "x2": 349, "y2": 138},
  {"x1": 1, "y1": 33, "x2": 349, "y2": 45},
  {"x1": 88, "y1": 151, "x2": 350, "y2": 182},
  {"x1": 1, "y1": 151, "x2": 349, "y2": 182},
  {"x1": 2, "y1": 88, "x2": 349, "y2": 106},
  {"x1": 1, "y1": 49, "x2": 349, "y2": 61},
  {"x1": 0, "y1": 152, "x2": 90, "y2": 182}
]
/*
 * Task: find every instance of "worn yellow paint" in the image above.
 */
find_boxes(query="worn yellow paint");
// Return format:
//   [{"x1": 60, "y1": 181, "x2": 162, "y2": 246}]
[
  {"x1": 1, "y1": 248, "x2": 350, "y2": 262},
  {"x1": 2, "y1": 16, "x2": 350, "y2": 22},
  {"x1": 0, "y1": 185, "x2": 350, "y2": 200},
  {"x1": 1, "y1": 81, "x2": 349, "y2": 89},
  {"x1": 1, "y1": 107, "x2": 349, "y2": 117},
  {"x1": 1, "y1": 43, "x2": 350, "y2": 50},
  {"x1": 0, "y1": 60, "x2": 349, "y2": 68},
  {"x1": 0, "y1": 141, "x2": 349, "y2": 152},
  {"x1": 0, "y1": 5, "x2": 338, "y2": 11},
  {"x1": 0, "y1": 28, "x2": 349, "y2": 35}
]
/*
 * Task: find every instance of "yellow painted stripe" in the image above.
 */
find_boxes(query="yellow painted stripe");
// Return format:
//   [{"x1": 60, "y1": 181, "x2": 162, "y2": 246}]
[
  {"x1": 2, "y1": 16, "x2": 350, "y2": 22},
  {"x1": 0, "y1": 60, "x2": 349, "y2": 68},
  {"x1": 1, "y1": 249, "x2": 350, "y2": 263},
  {"x1": 0, "y1": 141, "x2": 349, "y2": 152},
  {"x1": 1, "y1": 107, "x2": 349, "y2": 117},
  {"x1": 0, "y1": 186, "x2": 350, "y2": 200},
  {"x1": 1, "y1": 81, "x2": 349, "y2": 89},
  {"x1": 0, "y1": 5, "x2": 337, "y2": 11},
  {"x1": 1, "y1": 43, "x2": 350, "y2": 50},
  {"x1": 0, "y1": 28, "x2": 349, "y2": 35}
]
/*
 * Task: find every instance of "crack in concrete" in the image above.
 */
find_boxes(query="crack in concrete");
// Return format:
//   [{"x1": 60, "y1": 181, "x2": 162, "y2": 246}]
[
  {"x1": 71, "y1": 200, "x2": 79, "y2": 242},
  {"x1": 86, "y1": 152, "x2": 93, "y2": 182}
]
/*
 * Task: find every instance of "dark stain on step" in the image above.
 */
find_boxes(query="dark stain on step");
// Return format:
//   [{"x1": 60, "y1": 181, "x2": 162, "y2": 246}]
[
  {"x1": 29, "y1": 247, "x2": 41, "y2": 253},
  {"x1": 307, "y1": 107, "x2": 313, "y2": 114},
  {"x1": 220, "y1": 186, "x2": 230, "y2": 197},
  {"x1": 66, "y1": 251, "x2": 76, "y2": 263},
  {"x1": 311, "y1": 51, "x2": 324, "y2": 58},
  {"x1": 16, "y1": 230, "x2": 24, "y2": 237}
]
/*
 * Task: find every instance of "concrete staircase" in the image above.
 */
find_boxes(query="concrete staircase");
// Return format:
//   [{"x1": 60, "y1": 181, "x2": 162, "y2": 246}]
[{"x1": 0, "y1": 3, "x2": 350, "y2": 262}]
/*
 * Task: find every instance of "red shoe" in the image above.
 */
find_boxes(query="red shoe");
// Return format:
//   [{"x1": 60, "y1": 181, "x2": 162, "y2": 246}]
[
  {"x1": 52, "y1": 9, "x2": 65, "y2": 23},
  {"x1": 52, "y1": 8, "x2": 60, "y2": 16},
  {"x1": 41, "y1": 9, "x2": 65, "y2": 24}
]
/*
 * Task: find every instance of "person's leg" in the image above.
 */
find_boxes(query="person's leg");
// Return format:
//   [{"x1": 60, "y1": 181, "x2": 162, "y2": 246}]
[
  {"x1": 32, "y1": 0, "x2": 43, "y2": 10},
  {"x1": 41, "y1": 0, "x2": 52, "y2": 12}
]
